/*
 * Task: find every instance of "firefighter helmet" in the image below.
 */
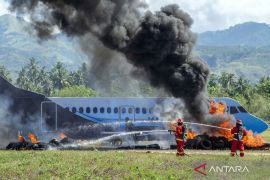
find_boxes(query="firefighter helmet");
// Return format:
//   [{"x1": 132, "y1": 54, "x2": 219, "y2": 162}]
[
  {"x1": 236, "y1": 119, "x2": 243, "y2": 125},
  {"x1": 177, "y1": 118, "x2": 183, "y2": 123}
]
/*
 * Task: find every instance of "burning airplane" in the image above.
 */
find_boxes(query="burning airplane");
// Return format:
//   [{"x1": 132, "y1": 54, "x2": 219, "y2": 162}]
[
  {"x1": 1, "y1": 0, "x2": 268, "y2": 150},
  {"x1": 0, "y1": 76, "x2": 268, "y2": 150}
]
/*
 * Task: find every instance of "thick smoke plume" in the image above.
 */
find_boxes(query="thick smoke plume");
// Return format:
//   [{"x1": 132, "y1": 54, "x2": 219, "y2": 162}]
[
  {"x1": 9, "y1": 0, "x2": 210, "y2": 121},
  {"x1": 0, "y1": 95, "x2": 41, "y2": 148},
  {"x1": 0, "y1": 95, "x2": 21, "y2": 147}
]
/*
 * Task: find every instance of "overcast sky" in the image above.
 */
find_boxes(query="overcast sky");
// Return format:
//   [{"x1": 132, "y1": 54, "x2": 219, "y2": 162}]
[{"x1": 1, "y1": 0, "x2": 270, "y2": 32}]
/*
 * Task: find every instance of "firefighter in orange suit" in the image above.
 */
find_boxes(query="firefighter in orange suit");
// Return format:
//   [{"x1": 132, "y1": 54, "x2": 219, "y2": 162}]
[
  {"x1": 231, "y1": 119, "x2": 247, "y2": 157},
  {"x1": 175, "y1": 118, "x2": 187, "y2": 156}
]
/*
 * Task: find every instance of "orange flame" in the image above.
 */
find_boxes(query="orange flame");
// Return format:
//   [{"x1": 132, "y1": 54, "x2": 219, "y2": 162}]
[
  {"x1": 28, "y1": 133, "x2": 39, "y2": 144},
  {"x1": 209, "y1": 102, "x2": 225, "y2": 115},
  {"x1": 243, "y1": 131, "x2": 265, "y2": 148},
  {"x1": 59, "y1": 133, "x2": 67, "y2": 140},
  {"x1": 187, "y1": 130, "x2": 197, "y2": 139},
  {"x1": 217, "y1": 121, "x2": 265, "y2": 147},
  {"x1": 18, "y1": 135, "x2": 25, "y2": 142},
  {"x1": 218, "y1": 120, "x2": 234, "y2": 141}
]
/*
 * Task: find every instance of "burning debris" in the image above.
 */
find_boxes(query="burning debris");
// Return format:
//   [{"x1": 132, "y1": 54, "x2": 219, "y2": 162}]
[
  {"x1": 6, "y1": 132, "x2": 73, "y2": 150},
  {"x1": 28, "y1": 133, "x2": 39, "y2": 144},
  {"x1": 6, "y1": 133, "x2": 47, "y2": 150},
  {"x1": 217, "y1": 120, "x2": 266, "y2": 148},
  {"x1": 167, "y1": 100, "x2": 267, "y2": 150}
]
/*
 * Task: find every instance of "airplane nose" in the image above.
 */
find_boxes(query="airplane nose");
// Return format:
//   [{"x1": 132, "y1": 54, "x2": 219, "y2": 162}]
[{"x1": 251, "y1": 116, "x2": 269, "y2": 133}]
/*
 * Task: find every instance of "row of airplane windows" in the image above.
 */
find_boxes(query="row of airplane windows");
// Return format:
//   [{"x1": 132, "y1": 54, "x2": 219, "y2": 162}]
[
  {"x1": 67, "y1": 106, "x2": 247, "y2": 115},
  {"x1": 67, "y1": 106, "x2": 154, "y2": 114}
]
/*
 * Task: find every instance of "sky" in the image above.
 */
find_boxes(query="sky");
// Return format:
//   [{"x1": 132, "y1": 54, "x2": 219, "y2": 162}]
[
  {"x1": 0, "y1": 0, "x2": 8, "y2": 15},
  {"x1": 1, "y1": 0, "x2": 270, "y2": 32}
]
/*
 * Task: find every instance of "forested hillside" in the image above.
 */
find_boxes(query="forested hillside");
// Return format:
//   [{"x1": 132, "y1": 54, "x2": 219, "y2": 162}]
[{"x1": 0, "y1": 14, "x2": 85, "y2": 77}]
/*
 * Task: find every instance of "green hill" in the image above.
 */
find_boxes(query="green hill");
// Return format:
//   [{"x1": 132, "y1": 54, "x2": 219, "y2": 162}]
[
  {"x1": 194, "y1": 46, "x2": 270, "y2": 82},
  {"x1": 0, "y1": 14, "x2": 86, "y2": 77},
  {"x1": 198, "y1": 22, "x2": 270, "y2": 47},
  {"x1": 196, "y1": 22, "x2": 270, "y2": 82}
]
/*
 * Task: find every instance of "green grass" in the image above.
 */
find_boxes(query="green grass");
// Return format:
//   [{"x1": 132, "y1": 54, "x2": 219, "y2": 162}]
[
  {"x1": 0, "y1": 151, "x2": 269, "y2": 180},
  {"x1": 262, "y1": 129, "x2": 270, "y2": 142}
]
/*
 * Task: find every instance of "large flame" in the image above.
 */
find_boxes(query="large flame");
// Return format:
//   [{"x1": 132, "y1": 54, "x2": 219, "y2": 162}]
[
  {"x1": 218, "y1": 120, "x2": 234, "y2": 141},
  {"x1": 209, "y1": 102, "x2": 226, "y2": 115},
  {"x1": 28, "y1": 133, "x2": 39, "y2": 144},
  {"x1": 217, "y1": 121, "x2": 265, "y2": 147},
  {"x1": 243, "y1": 131, "x2": 265, "y2": 148}
]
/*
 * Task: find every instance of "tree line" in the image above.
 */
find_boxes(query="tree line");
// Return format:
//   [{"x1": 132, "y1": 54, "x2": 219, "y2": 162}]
[
  {"x1": 0, "y1": 58, "x2": 98, "y2": 97},
  {"x1": 0, "y1": 58, "x2": 269, "y2": 122},
  {"x1": 208, "y1": 73, "x2": 270, "y2": 122}
]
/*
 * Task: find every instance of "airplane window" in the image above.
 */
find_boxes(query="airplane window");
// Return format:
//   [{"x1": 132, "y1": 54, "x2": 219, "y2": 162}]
[
  {"x1": 122, "y1": 108, "x2": 126, "y2": 113},
  {"x1": 79, "y1": 107, "x2": 84, "y2": 113},
  {"x1": 142, "y1": 108, "x2": 147, "y2": 114},
  {"x1": 86, "y1": 107, "x2": 91, "y2": 113},
  {"x1": 107, "y1": 107, "x2": 111, "y2": 113},
  {"x1": 93, "y1": 107, "x2": 98, "y2": 114},
  {"x1": 100, "y1": 107, "x2": 105, "y2": 113},
  {"x1": 114, "y1": 107, "x2": 118, "y2": 114},
  {"x1": 136, "y1": 107, "x2": 140, "y2": 114},
  {"x1": 238, "y1": 106, "x2": 247, "y2": 113},
  {"x1": 128, "y1": 108, "x2": 133, "y2": 114},
  {"x1": 72, "y1": 107, "x2": 76, "y2": 113},
  {"x1": 149, "y1": 108, "x2": 153, "y2": 114},
  {"x1": 230, "y1": 106, "x2": 239, "y2": 114},
  {"x1": 156, "y1": 117, "x2": 159, "y2": 120}
]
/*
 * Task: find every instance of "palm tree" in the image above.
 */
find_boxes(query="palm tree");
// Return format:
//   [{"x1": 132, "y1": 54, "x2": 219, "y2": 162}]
[
  {"x1": 16, "y1": 58, "x2": 52, "y2": 95},
  {"x1": 0, "y1": 65, "x2": 12, "y2": 83},
  {"x1": 50, "y1": 62, "x2": 70, "y2": 89}
]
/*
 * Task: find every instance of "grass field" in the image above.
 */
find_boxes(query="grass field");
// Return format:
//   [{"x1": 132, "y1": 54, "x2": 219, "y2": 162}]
[
  {"x1": 262, "y1": 129, "x2": 270, "y2": 142},
  {"x1": 0, "y1": 150, "x2": 269, "y2": 180}
]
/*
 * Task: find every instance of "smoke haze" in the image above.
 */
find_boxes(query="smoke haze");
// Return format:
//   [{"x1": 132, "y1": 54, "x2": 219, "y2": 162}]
[{"x1": 0, "y1": 95, "x2": 41, "y2": 148}]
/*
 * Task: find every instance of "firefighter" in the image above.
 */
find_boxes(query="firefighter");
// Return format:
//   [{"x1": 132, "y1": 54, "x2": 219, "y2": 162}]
[
  {"x1": 230, "y1": 119, "x2": 247, "y2": 157},
  {"x1": 175, "y1": 118, "x2": 187, "y2": 156}
]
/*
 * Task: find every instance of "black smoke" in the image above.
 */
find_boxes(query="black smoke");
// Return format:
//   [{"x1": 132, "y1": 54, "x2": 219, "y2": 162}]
[{"x1": 9, "y1": 0, "x2": 210, "y2": 121}]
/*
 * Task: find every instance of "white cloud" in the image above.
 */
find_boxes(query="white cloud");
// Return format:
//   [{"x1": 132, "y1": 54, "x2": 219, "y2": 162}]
[
  {"x1": 1, "y1": 0, "x2": 270, "y2": 32},
  {"x1": 0, "y1": 0, "x2": 9, "y2": 16},
  {"x1": 146, "y1": 0, "x2": 270, "y2": 32}
]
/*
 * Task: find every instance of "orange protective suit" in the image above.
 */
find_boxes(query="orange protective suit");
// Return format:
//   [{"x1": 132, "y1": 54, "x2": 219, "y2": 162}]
[
  {"x1": 231, "y1": 126, "x2": 247, "y2": 157},
  {"x1": 175, "y1": 125, "x2": 186, "y2": 156}
]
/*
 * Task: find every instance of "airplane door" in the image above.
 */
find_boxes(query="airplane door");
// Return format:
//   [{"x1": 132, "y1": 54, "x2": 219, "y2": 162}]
[
  {"x1": 119, "y1": 106, "x2": 135, "y2": 131},
  {"x1": 41, "y1": 101, "x2": 58, "y2": 132}
]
